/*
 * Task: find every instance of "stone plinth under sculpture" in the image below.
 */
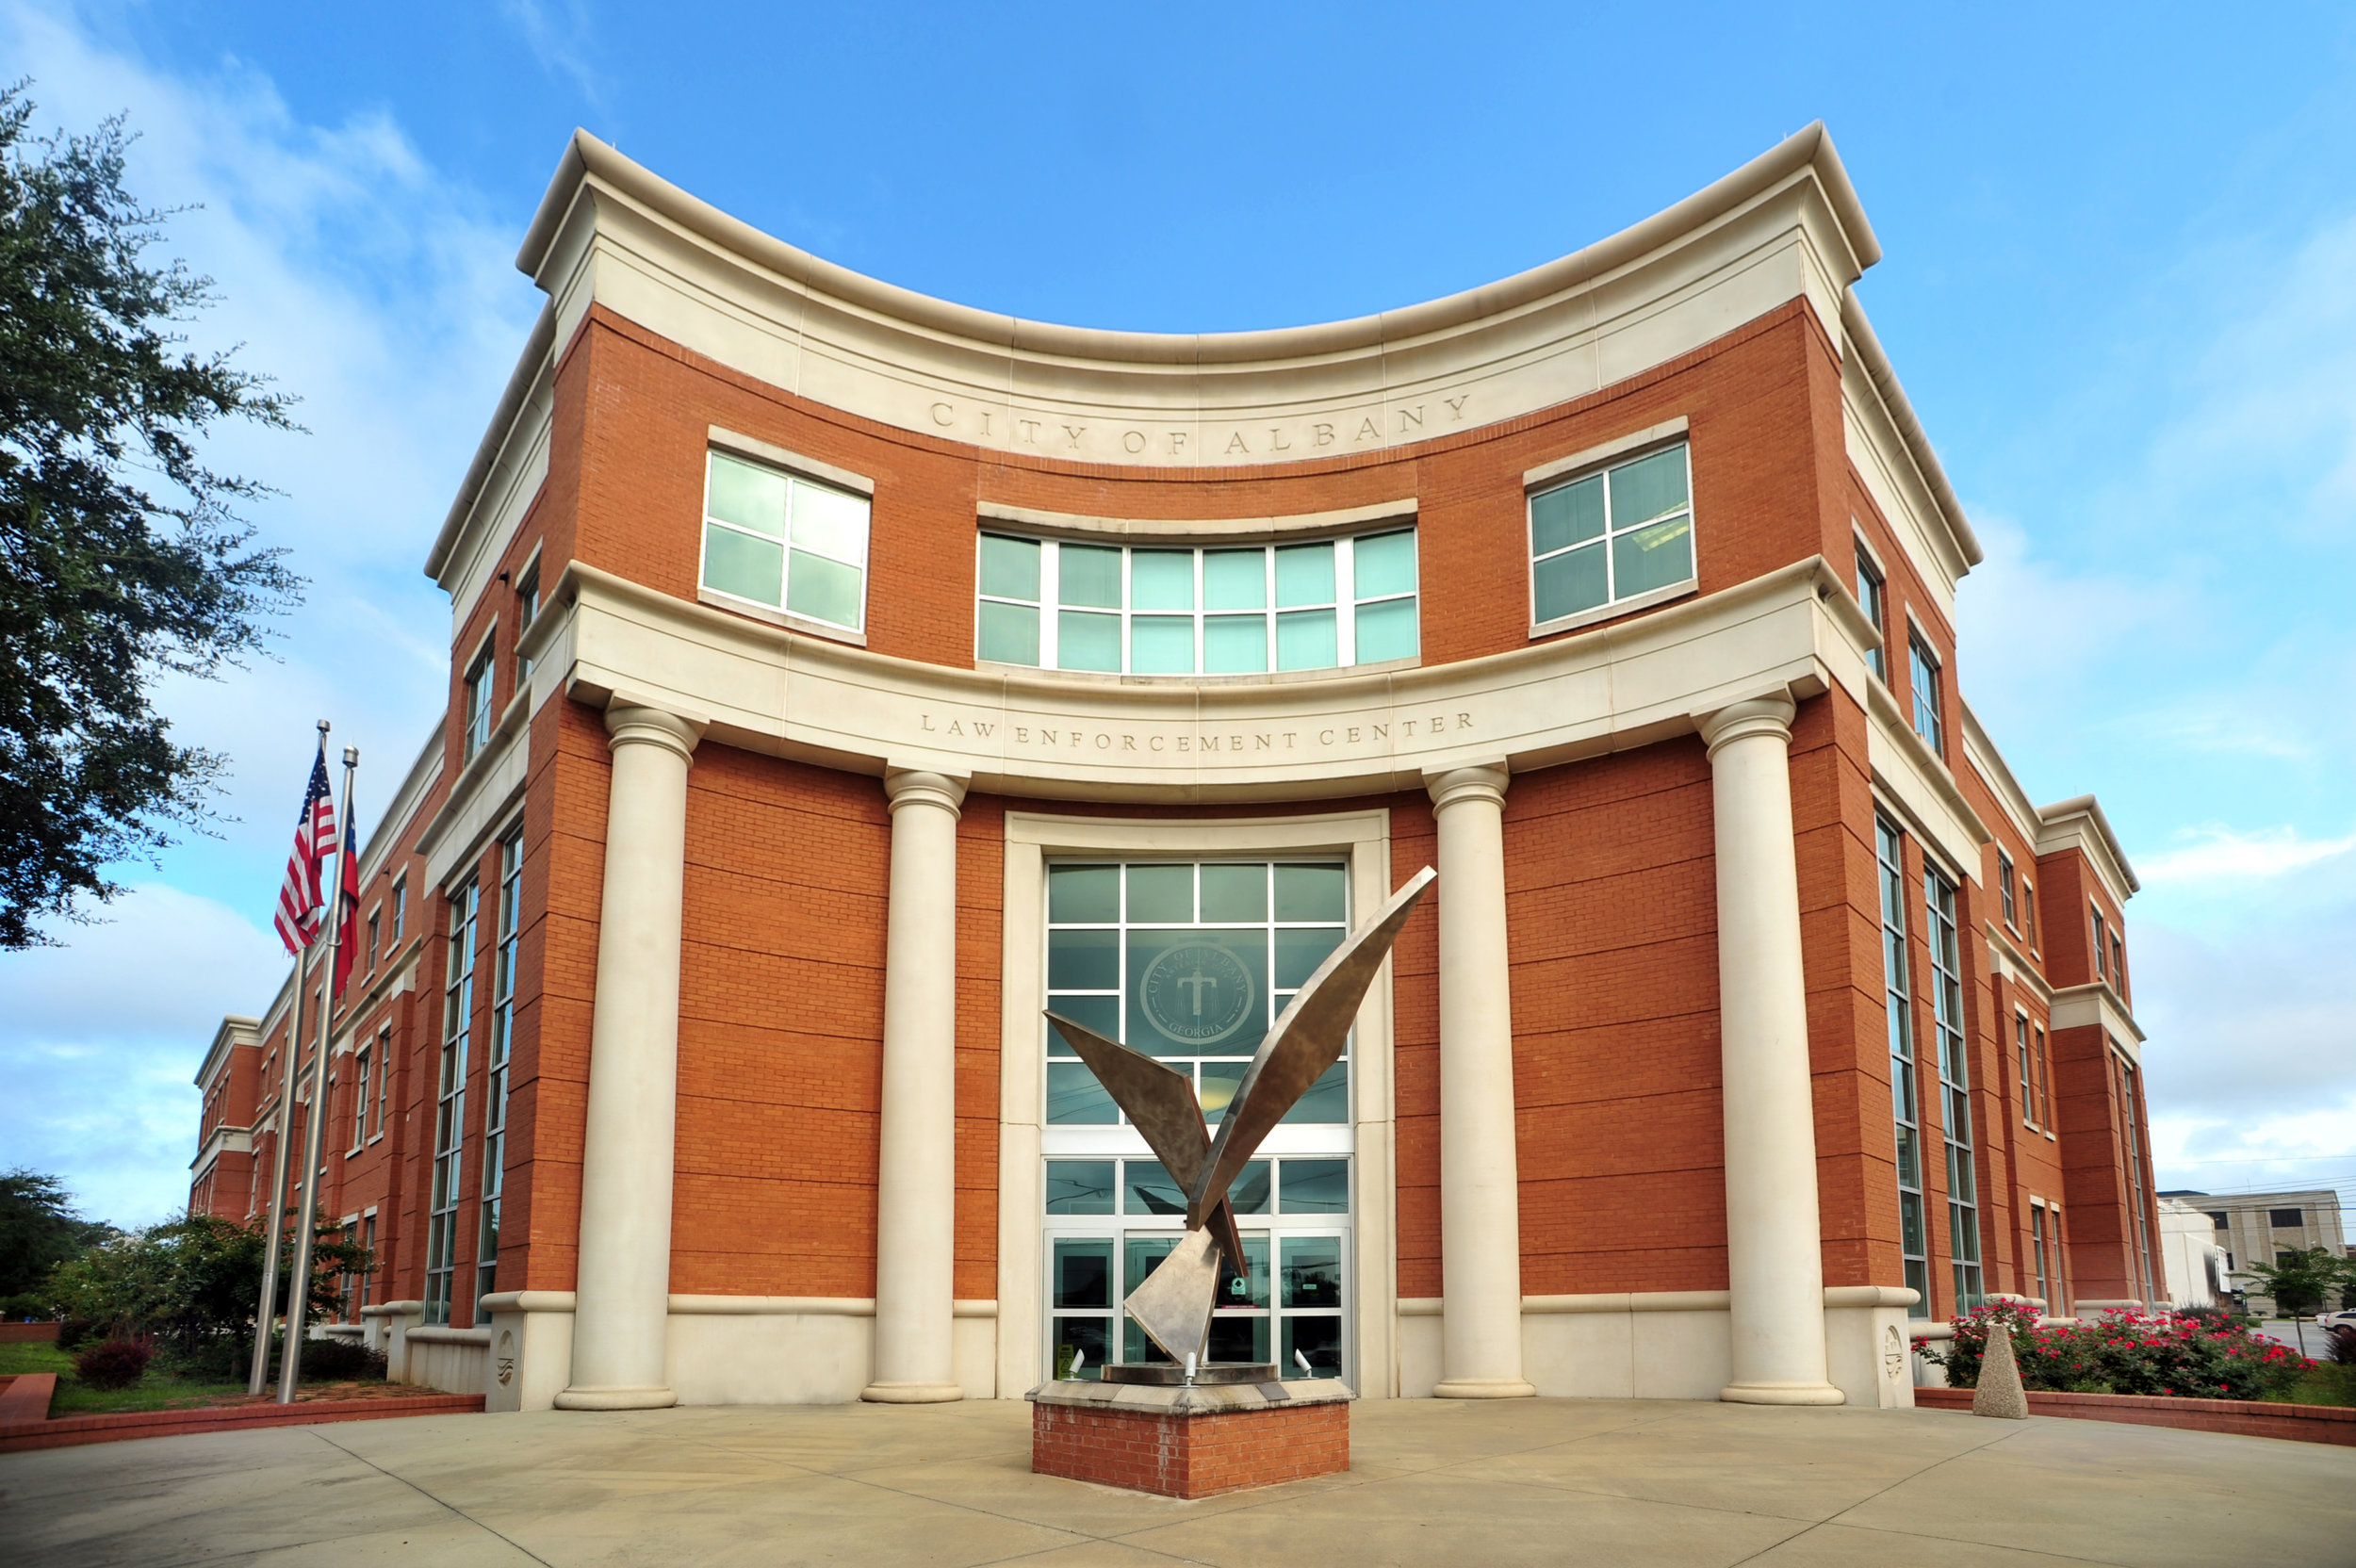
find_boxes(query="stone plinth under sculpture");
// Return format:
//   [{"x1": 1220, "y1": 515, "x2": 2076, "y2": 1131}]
[{"x1": 1025, "y1": 868, "x2": 1434, "y2": 1495}]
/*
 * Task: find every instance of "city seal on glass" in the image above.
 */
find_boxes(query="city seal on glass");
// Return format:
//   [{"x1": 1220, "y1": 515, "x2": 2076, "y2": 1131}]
[{"x1": 1044, "y1": 865, "x2": 1435, "y2": 1383}]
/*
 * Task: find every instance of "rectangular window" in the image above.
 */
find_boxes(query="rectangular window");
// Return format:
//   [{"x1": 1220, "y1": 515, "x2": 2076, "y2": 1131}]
[
  {"x1": 1908, "y1": 630, "x2": 1944, "y2": 754},
  {"x1": 366, "y1": 908, "x2": 380, "y2": 972},
  {"x1": 1854, "y1": 541, "x2": 1887, "y2": 681},
  {"x1": 477, "y1": 829, "x2": 523, "y2": 1317},
  {"x1": 425, "y1": 880, "x2": 479, "y2": 1326},
  {"x1": 358, "y1": 1213, "x2": 377, "y2": 1310},
  {"x1": 515, "y1": 560, "x2": 540, "y2": 687},
  {"x1": 2031, "y1": 1205, "x2": 2052, "y2": 1306},
  {"x1": 2111, "y1": 934, "x2": 2126, "y2": 996},
  {"x1": 2205, "y1": 1211, "x2": 2229, "y2": 1230},
  {"x1": 977, "y1": 529, "x2": 1417, "y2": 676},
  {"x1": 1998, "y1": 851, "x2": 2017, "y2": 929},
  {"x1": 2015, "y1": 1014, "x2": 2036, "y2": 1130},
  {"x1": 1926, "y1": 863, "x2": 1983, "y2": 1311},
  {"x1": 2034, "y1": 1023, "x2": 2052, "y2": 1131},
  {"x1": 2116, "y1": 1054, "x2": 2154, "y2": 1302},
  {"x1": 350, "y1": 1046, "x2": 371, "y2": 1153},
  {"x1": 391, "y1": 877, "x2": 406, "y2": 943},
  {"x1": 700, "y1": 450, "x2": 870, "y2": 632},
  {"x1": 2021, "y1": 878, "x2": 2036, "y2": 946},
  {"x1": 1529, "y1": 443, "x2": 1695, "y2": 629},
  {"x1": 2090, "y1": 906, "x2": 2109, "y2": 981},
  {"x1": 1875, "y1": 817, "x2": 1931, "y2": 1317},
  {"x1": 1044, "y1": 861, "x2": 1350, "y2": 1127},
  {"x1": 2051, "y1": 1205, "x2": 2070, "y2": 1314},
  {"x1": 2268, "y1": 1208, "x2": 2304, "y2": 1229},
  {"x1": 463, "y1": 645, "x2": 494, "y2": 761},
  {"x1": 372, "y1": 1027, "x2": 391, "y2": 1139}
]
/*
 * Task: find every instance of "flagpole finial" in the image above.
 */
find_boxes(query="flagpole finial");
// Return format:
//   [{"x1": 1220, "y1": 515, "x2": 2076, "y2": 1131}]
[
  {"x1": 317, "y1": 718, "x2": 330, "y2": 736},
  {"x1": 342, "y1": 745, "x2": 358, "y2": 767}
]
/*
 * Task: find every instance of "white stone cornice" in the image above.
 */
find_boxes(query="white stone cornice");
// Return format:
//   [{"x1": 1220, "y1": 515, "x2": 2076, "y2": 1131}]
[
  {"x1": 1985, "y1": 923, "x2": 2054, "y2": 1005},
  {"x1": 543, "y1": 554, "x2": 1869, "y2": 806},
  {"x1": 2050, "y1": 980, "x2": 2145, "y2": 1061},
  {"x1": 416, "y1": 686, "x2": 533, "y2": 893},
  {"x1": 2037, "y1": 794, "x2": 2141, "y2": 904},
  {"x1": 1864, "y1": 676, "x2": 1990, "y2": 881}
]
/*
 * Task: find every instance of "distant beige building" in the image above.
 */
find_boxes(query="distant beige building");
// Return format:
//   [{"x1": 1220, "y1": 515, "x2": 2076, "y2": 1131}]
[
  {"x1": 2159, "y1": 1189, "x2": 2348, "y2": 1313},
  {"x1": 2154, "y1": 1197, "x2": 2225, "y2": 1309}
]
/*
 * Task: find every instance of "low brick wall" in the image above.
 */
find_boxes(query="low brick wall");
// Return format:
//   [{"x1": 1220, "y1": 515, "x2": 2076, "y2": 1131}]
[
  {"x1": 0, "y1": 1373, "x2": 56, "y2": 1423},
  {"x1": 1914, "y1": 1386, "x2": 2356, "y2": 1446},
  {"x1": 0, "y1": 1321, "x2": 60, "y2": 1343},
  {"x1": 0, "y1": 1392, "x2": 484, "y2": 1454},
  {"x1": 1033, "y1": 1397, "x2": 1349, "y2": 1498}
]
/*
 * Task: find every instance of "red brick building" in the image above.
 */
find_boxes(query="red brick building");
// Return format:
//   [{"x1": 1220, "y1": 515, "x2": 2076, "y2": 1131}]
[{"x1": 189, "y1": 122, "x2": 2157, "y2": 1413}]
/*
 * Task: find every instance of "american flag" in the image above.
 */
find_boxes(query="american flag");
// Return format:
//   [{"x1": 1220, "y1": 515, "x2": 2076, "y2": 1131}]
[{"x1": 273, "y1": 742, "x2": 337, "y2": 955}]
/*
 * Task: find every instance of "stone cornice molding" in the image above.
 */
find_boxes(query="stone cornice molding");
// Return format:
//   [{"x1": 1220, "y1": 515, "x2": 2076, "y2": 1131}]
[
  {"x1": 416, "y1": 685, "x2": 536, "y2": 895},
  {"x1": 537, "y1": 553, "x2": 1872, "y2": 806},
  {"x1": 1985, "y1": 922, "x2": 2054, "y2": 1006},
  {"x1": 194, "y1": 1015, "x2": 262, "y2": 1091},
  {"x1": 1864, "y1": 675, "x2": 1990, "y2": 882},
  {"x1": 2049, "y1": 980, "x2": 2145, "y2": 1063},
  {"x1": 2037, "y1": 793, "x2": 2141, "y2": 904},
  {"x1": 1959, "y1": 699, "x2": 2041, "y2": 851}
]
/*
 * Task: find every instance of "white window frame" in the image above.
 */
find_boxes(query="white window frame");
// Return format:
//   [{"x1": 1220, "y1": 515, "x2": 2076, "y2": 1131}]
[
  {"x1": 2014, "y1": 1008, "x2": 2037, "y2": 1131},
  {"x1": 370, "y1": 1024, "x2": 391, "y2": 1143},
  {"x1": 1906, "y1": 621, "x2": 1944, "y2": 756},
  {"x1": 1853, "y1": 530, "x2": 1889, "y2": 683},
  {"x1": 460, "y1": 630, "x2": 497, "y2": 763},
  {"x1": 697, "y1": 444, "x2": 873, "y2": 643},
  {"x1": 1997, "y1": 848, "x2": 2018, "y2": 930},
  {"x1": 1526, "y1": 438, "x2": 1699, "y2": 638},
  {"x1": 977, "y1": 530, "x2": 1417, "y2": 678},
  {"x1": 349, "y1": 1042, "x2": 371, "y2": 1154}
]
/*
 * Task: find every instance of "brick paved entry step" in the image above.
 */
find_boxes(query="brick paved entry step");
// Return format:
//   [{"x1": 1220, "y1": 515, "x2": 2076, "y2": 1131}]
[{"x1": 1027, "y1": 1377, "x2": 1351, "y2": 1498}]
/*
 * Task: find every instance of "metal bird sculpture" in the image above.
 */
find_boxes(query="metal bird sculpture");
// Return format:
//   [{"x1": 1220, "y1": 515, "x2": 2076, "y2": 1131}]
[{"x1": 1044, "y1": 865, "x2": 1436, "y2": 1372}]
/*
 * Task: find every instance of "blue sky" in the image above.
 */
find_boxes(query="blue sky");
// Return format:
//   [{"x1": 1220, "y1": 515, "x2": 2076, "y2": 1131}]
[{"x1": 1, "y1": 0, "x2": 2350, "y2": 1233}]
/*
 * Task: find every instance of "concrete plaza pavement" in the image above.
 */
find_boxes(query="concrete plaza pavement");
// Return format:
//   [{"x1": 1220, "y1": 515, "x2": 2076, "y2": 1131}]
[{"x1": 3, "y1": 1396, "x2": 2350, "y2": 1567}]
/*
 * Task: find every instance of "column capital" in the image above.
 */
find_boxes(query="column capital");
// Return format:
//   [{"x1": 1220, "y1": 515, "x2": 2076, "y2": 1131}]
[
  {"x1": 604, "y1": 704, "x2": 704, "y2": 762},
  {"x1": 1424, "y1": 763, "x2": 1510, "y2": 815},
  {"x1": 1696, "y1": 695, "x2": 1796, "y2": 759},
  {"x1": 884, "y1": 768, "x2": 967, "y2": 817}
]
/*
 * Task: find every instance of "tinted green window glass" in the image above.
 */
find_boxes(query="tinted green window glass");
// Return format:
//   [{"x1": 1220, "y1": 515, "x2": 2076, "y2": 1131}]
[
  {"x1": 1199, "y1": 1060, "x2": 1245, "y2": 1121},
  {"x1": 1054, "y1": 1237, "x2": 1112, "y2": 1307},
  {"x1": 1353, "y1": 596, "x2": 1417, "y2": 662},
  {"x1": 1131, "y1": 549, "x2": 1193, "y2": 611},
  {"x1": 1130, "y1": 615, "x2": 1194, "y2": 674},
  {"x1": 1204, "y1": 549, "x2": 1266, "y2": 610},
  {"x1": 1352, "y1": 531, "x2": 1416, "y2": 597},
  {"x1": 1532, "y1": 541, "x2": 1607, "y2": 622},
  {"x1": 706, "y1": 453, "x2": 788, "y2": 535},
  {"x1": 1045, "y1": 1161, "x2": 1115, "y2": 1214},
  {"x1": 1221, "y1": 1232, "x2": 1270, "y2": 1308},
  {"x1": 787, "y1": 549, "x2": 862, "y2": 629},
  {"x1": 1199, "y1": 864, "x2": 1267, "y2": 923},
  {"x1": 1280, "y1": 1061, "x2": 1349, "y2": 1123},
  {"x1": 789, "y1": 482, "x2": 867, "y2": 564},
  {"x1": 702, "y1": 524, "x2": 783, "y2": 606},
  {"x1": 980, "y1": 534, "x2": 1040, "y2": 600},
  {"x1": 1058, "y1": 609, "x2": 1120, "y2": 671},
  {"x1": 978, "y1": 599, "x2": 1039, "y2": 665},
  {"x1": 1123, "y1": 1161, "x2": 1189, "y2": 1216},
  {"x1": 1610, "y1": 446, "x2": 1688, "y2": 525},
  {"x1": 1203, "y1": 614, "x2": 1267, "y2": 673},
  {"x1": 1530, "y1": 473, "x2": 1604, "y2": 555},
  {"x1": 1228, "y1": 1160, "x2": 1272, "y2": 1216},
  {"x1": 1060, "y1": 545, "x2": 1121, "y2": 608},
  {"x1": 1125, "y1": 864, "x2": 1193, "y2": 923},
  {"x1": 1275, "y1": 609, "x2": 1336, "y2": 670},
  {"x1": 1124, "y1": 926, "x2": 1268, "y2": 1058},
  {"x1": 1046, "y1": 1062, "x2": 1117, "y2": 1123},
  {"x1": 1044, "y1": 993, "x2": 1118, "y2": 1056},
  {"x1": 1054, "y1": 1316, "x2": 1108, "y2": 1380},
  {"x1": 1281, "y1": 1234, "x2": 1342, "y2": 1307},
  {"x1": 1209, "y1": 1316, "x2": 1269, "y2": 1364},
  {"x1": 1284, "y1": 1314, "x2": 1341, "y2": 1376},
  {"x1": 1274, "y1": 542, "x2": 1334, "y2": 607},
  {"x1": 1273, "y1": 864, "x2": 1346, "y2": 923},
  {"x1": 1611, "y1": 515, "x2": 1693, "y2": 598},
  {"x1": 1049, "y1": 864, "x2": 1120, "y2": 923},
  {"x1": 1281, "y1": 1159, "x2": 1350, "y2": 1214},
  {"x1": 1047, "y1": 926, "x2": 1118, "y2": 990},
  {"x1": 1273, "y1": 925, "x2": 1343, "y2": 988}
]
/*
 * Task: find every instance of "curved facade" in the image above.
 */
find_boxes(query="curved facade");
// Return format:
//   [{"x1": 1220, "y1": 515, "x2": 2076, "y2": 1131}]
[{"x1": 189, "y1": 123, "x2": 2162, "y2": 1412}]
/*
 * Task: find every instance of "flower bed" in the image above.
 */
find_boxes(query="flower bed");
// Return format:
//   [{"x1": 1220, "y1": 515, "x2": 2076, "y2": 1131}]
[
  {"x1": 1912, "y1": 1386, "x2": 2356, "y2": 1447},
  {"x1": 1915, "y1": 1300, "x2": 2311, "y2": 1401}
]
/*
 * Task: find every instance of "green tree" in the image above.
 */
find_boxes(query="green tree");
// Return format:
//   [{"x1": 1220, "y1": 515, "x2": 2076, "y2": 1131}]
[
  {"x1": 43, "y1": 1212, "x2": 369, "y2": 1368},
  {"x1": 0, "y1": 84, "x2": 299, "y2": 950},
  {"x1": 0, "y1": 1168, "x2": 114, "y2": 1304},
  {"x1": 2239, "y1": 1247, "x2": 2353, "y2": 1324}
]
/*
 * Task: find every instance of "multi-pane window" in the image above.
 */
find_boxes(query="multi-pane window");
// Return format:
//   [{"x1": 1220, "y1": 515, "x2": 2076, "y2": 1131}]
[
  {"x1": 366, "y1": 908, "x2": 381, "y2": 972},
  {"x1": 2111, "y1": 935, "x2": 2126, "y2": 997},
  {"x1": 1926, "y1": 865, "x2": 1983, "y2": 1310},
  {"x1": 478, "y1": 832, "x2": 522, "y2": 1315},
  {"x1": 463, "y1": 645, "x2": 495, "y2": 761},
  {"x1": 2034, "y1": 1023, "x2": 2052, "y2": 1131},
  {"x1": 350, "y1": 1046, "x2": 371, "y2": 1153},
  {"x1": 2015, "y1": 1014, "x2": 2036, "y2": 1130},
  {"x1": 2268, "y1": 1207, "x2": 2304, "y2": 1229},
  {"x1": 1855, "y1": 542, "x2": 1887, "y2": 680},
  {"x1": 2091, "y1": 906, "x2": 2109, "y2": 981},
  {"x1": 1045, "y1": 1155, "x2": 1348, "y2": 1381},
  {"x1": 1530, "y1": 443, "x2": 1695, "y2": 627},
  {"x1": 373, "y1": 1027, "x2": 391, "y2": 1139},
  {"x1": 1044, "y1": 861, "x2": 1350, "y2": 1127},
  {"x1": 1875, "y1": 817, "x2": 1930, "y2": 1316},
  {"x1": 2118, "y1": 1054, "x2": 2154, "y2": 1302},
  {"x1": 1908, "y1": 631, "x2": 1944, "y2": 754},
  {"x1": 425, "y1": 880, "x2": 479, "y2": 1326},
  {"x1": 699, "y1": 450, "x2": 870, "y2": 632},
  {"x1": 2021, "y1": 878, "x2": 2036, "y2": 946},
  {"x1": 2031, "y1": 1205, "x2": 2052, "y2": 1307},
  {"x1": 1997, "y1": 851, "x2": 2017, "y2": 929},
  {"x1": 391, "y1": 877, "x2": 406, "y2": 943},
  {"x1": 2050, "y1": 1205, "x2": 2069, "y2": 1312},
  {"x1": 515, "y1": 560, "x2": 540, "y2": 688},
  {"x1": 358, "y1": 1213, "x2": 377, "y2": 1311},
  {"x1": 977, "y1": 531, "x2": 1417, "y2": 676}
]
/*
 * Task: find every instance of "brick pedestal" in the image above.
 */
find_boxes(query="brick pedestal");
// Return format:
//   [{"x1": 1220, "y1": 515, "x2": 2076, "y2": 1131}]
[{"x1": 1028, "y1": 1377, "x2": 1352, "y2": 1498}]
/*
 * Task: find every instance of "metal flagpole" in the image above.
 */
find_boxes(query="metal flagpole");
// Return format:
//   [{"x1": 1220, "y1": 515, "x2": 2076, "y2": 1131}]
[
  {"x1": 279, "y1": 743, "x2": 359, "y2": 1403},
  {"x1": 249, "y1": 718, "x2": 331, "y2": 1396}
]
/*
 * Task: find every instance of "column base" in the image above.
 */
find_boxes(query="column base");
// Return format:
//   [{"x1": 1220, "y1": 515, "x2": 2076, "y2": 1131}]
[
  {"x1": 553, "y1": 1384, "x2": 678, "y2": 1411},
  {"x1": 1720, "y1": 1380, "x2": 1845, "y2": 1407},
  {"x1": 1432, "y1": 1378, "x2": 1538, "y2": 1399},
  {"x1": 861, "y1": 1380, "x2": 966, "y2": 1404}
]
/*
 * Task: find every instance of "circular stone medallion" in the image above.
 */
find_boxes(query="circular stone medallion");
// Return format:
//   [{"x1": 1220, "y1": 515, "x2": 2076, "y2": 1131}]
[{"x1": 1139, "y1": 943, "x2": 1256, "y2": 1047}]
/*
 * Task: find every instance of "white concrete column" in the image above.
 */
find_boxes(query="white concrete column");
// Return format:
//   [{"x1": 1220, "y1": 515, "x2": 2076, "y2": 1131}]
[
  {"x1": 1425, "y1": 764, "x2": 1536, "y2": 1398},
  {"x1": 1698, "y1": 695, "x2": 1843, "y2": 1406},
  {"x1": 557, "y1": 705, "x2": 701, "y2": 1411},
  {"x1": 862, "y1": 768, "x2": 969, "y2": 1403}
]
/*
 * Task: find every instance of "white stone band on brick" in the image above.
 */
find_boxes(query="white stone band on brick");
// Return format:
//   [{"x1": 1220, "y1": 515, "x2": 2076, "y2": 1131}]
[
  {"x1": 558, "y1": 704, "x2": 703, "y2": 1411},
  {"x1": 1425, "y1": 763, "x2": 1536, "y2": 1398},
  {"x1": 863, "y1": 768, "x2": 970, "y2": 1403},
  {"x1": 1698, "y1": 696, "x2": 1842, "y2": 1406}
]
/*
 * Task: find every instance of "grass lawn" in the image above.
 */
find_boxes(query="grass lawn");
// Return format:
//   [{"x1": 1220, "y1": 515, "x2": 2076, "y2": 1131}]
[
  {"x1": 2, "y1": 1339, "x2": 393, "y2": 1415},
  {"x1": 2277, "y1": 1360, "x2": 2356, "y2": 1408}
]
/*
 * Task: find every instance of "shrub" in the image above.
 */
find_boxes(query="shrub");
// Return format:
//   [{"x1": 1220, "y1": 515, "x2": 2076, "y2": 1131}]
[
  {"x1": 73, "y1": 1338, "x2": 152, "y2": 1390},
  {"x1": 2328, "y1": 1325, "x2": 2356, "y2": 1368},
  {"x1": 1916, "y1": 1303, "x2": 2311, "y2": 1401},
  {"x1": 56, "y1": 1315, "x2": 100, "y2": 1351},
  {"x1": 295, "y1": 1337, "x2": 385, "y2": 1382}
]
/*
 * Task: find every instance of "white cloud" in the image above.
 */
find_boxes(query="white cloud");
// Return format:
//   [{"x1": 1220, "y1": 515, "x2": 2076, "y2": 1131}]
[
  {"x1": 2135, "y1": 825, "x2": 2356, "y2": 884},
  {"x1": 499, "y1": 0, "x2": 607, "y2": 108}
]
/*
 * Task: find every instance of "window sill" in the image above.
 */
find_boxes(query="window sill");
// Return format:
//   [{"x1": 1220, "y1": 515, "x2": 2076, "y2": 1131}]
[
  {"x1": 697, "y1": 586, "x2": 868, "y2": 647},
  {"x1": 1529, "y1": 577, "x2": 1698, "y2": 640},
  {"x1": 974, "y1": 654, "x2": 1421, "y2": 687}
]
